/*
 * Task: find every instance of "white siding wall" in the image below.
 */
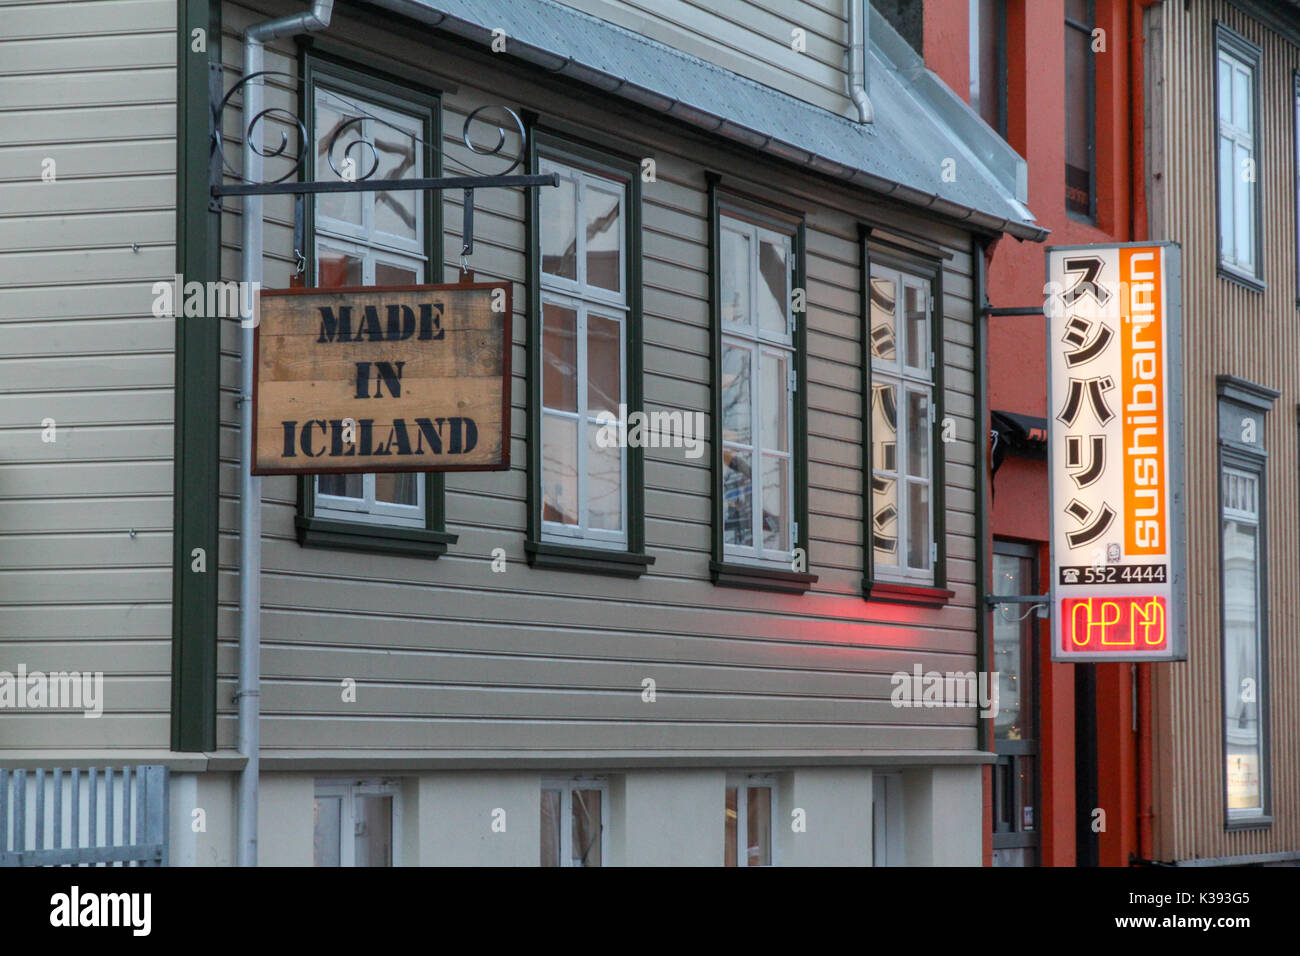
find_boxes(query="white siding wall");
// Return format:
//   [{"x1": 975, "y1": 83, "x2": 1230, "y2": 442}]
[
  {"x1": 214, "y1": 0, "x2": 981, "y2": 761},
  {"x1": 0, "y1": 0, "x2": 177, "y2": 751}
]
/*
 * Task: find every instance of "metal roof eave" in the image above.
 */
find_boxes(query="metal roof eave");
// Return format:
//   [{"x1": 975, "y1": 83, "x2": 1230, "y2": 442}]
[{"x1": 363, "y1": 0, "x2": 1048, "y2": 242}]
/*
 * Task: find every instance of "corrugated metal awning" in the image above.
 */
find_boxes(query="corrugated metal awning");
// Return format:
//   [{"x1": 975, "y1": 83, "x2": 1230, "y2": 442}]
[{"x1": 364, "y1": 0, "x2": 1047, "y2": 241}]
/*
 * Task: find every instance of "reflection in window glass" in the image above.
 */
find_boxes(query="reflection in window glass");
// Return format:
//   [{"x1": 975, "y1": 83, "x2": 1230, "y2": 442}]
[
  {"x1": 1222, "y1": 467, "x2": 1263, "y2": 813},
  {"x1": 724, "y1": 780, "x2": 773, "y2": 866},
  {"x1": 870, "y1": 263, "x2": 934, "y2": 579},
  {"x1": 539, "y1": 158, "x2": 628, "y2": 546},
  {"x1": 540, "y1": 790, "x2": 561, "y2": 867},
  {"x1": 1216, "y1": 42, "x2": 1257, "y2": 275},
  {"x1": 311, "y1": 82, "x2": 428, "y2": 529},
  {"x1": 719, "y1": 214, "x2": 795, "y2": 563}
]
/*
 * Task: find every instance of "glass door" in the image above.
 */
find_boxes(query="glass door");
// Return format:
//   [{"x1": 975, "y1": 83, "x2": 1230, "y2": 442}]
[{"x1": 991, "y1": 540, "x2": 1041, "y2": 866}]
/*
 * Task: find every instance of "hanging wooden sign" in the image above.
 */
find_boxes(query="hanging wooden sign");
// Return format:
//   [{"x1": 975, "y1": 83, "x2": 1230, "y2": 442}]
[{"x1": 252, "y1": 281, "x2": 511, "y2": 475}]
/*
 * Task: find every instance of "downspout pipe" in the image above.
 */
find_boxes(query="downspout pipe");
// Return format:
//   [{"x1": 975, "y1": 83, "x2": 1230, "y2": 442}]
[
  {"x1": 238, "y1": 0, "x2": 334, "y2": 869},
  {"x1": 848, "y1": 0, "x2": 875, "y2": 124}
]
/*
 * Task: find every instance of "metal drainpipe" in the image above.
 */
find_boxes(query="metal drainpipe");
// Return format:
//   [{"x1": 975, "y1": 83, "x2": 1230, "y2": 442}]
[
  {"x1": 238, "y1": 0, "x2": 335, "y2": 869},
  {"x1": 848, "y1": 0, "x2": 875, "y2": 123}
]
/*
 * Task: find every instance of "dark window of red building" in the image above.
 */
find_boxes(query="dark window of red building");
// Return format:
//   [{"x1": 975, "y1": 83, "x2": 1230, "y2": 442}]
[
  {"x1": 971, "y1": 0, "x2": 1007, "y2": 138},
  {"x1": 1064, "y1": 0, "x2": 1096, "y2": 220}
]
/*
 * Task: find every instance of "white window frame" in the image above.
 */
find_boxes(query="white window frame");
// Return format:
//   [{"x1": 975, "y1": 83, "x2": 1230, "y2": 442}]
[
  {"x1": 313, "y1": 86, "x2": 426, "y2": 259},
  {"x1": 310, "y1": 85, "x2": 429, "y2": 528},
  {"x1": 1221, "y1": 464, "x2": 1266, "y2": 821},
  {"x1": 1216, "y1": 38, "x2": 1259, "y2": 278},
  {"x1": 870, "y1": 264, "x2": 935, "y2": 582},
  {"x1": 538, "y1": 158, "x2": 629, "y2": 549},
  {"x1": 872, "y1": 772, "x2": 905, "y2": 866},
  {"x1": 720, "y1": 216, "x2": 796, "y2": 566},
  {"x1": 725, "y1": 773, "x2": 778, "y2": 867},
  {"x1": 313, "y1": 777, "x2": 403, "y2": 867},
  {"x1": 540, "y1": 776, "x2": 608, "y2": 867}
]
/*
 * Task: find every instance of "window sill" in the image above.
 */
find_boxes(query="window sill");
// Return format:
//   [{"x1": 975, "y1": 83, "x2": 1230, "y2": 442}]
[
  {"x1": 863, "y1": 578, "x2": 954, "y2": 607},
  {"x1": 1225, "y1": 814, "x2": 1273, "y2": 832},
  {"x1": 525, "y1": 540, "x2": 655, "y2": 578},
  {"x1": 711, "y1": 560, "x2": 818, "y2": 594},
  {"x1": 296, "y1": 515, "x2": 457, "y2": 558},
  {"x1": 1218, "y1": 264, "x2": 1265, "y2": 294}
]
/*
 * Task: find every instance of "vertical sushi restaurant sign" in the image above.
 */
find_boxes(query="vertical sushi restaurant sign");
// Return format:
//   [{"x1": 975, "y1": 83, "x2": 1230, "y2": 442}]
[
  {"x1": 1046, "y1": 243, "x2": 1186, "y2": 661},
  {"x1": 252, "y1": 282, "x2": 511, "y2": 475}
]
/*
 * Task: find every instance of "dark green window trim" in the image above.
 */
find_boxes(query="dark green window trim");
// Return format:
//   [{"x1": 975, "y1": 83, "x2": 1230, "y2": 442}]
[
  {"x1": 293, "y1": 45, "x2": 455, "y2": 558},
  {"x1": 171, "y1": 0, "x2": 221, "y2": 752},
  {"x1": 860, "y1": 232, "x2": 951, "y2": 606},
  {"x1": 524, "y1": 123, "x2": 652, "y2": 578},
  {"x1": 706, "y1": 174, "x2": 816, "y2": 595}
]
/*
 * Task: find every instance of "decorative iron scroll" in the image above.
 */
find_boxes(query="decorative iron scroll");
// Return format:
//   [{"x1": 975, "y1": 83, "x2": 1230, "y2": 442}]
[{"x1": 211, "y1": 70, "x2": 528, "y2": 187}]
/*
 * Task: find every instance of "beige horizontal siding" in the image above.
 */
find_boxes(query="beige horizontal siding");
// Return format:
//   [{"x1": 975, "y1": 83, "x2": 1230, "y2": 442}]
[
  {"x1": 213, "y1": 0, "x2": 981, "y2": 758},
  {"x1": 0, "y1": 0, "x2": 177, "y2": 751},
  {"x1": 555, "y1": 0, "x2": 854, "y2": 117},
  {"x1": 1149, "y1": 0, "x2": 1300, "y2": 862}
]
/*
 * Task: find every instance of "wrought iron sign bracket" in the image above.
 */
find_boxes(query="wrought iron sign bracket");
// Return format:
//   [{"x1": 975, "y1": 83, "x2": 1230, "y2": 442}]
[
  {"x1": 985, "y1": 593, "x2": 1050, "y2": 620},
  {"x1": 207, "y1": 68, "x2": 556, "y2": 257}
]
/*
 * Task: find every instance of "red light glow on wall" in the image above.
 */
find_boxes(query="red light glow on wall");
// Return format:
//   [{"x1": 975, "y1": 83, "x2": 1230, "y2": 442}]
[{"x1": 1059, "y1": 596, "x2": 1168, "y2": 654}]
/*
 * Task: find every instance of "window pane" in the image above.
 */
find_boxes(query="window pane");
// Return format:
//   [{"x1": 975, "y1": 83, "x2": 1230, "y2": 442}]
[
  {"x1": 761, "y1": 454, "x2": 789, "y2": 553},
  {"x1": 319, "y1": 247, "x2": 363, "y2": 288},
  {"x1": 585, "y1": 185, "x2": 622, "y2": 293},
  {"x1": 1219, "y1": 135, "x2": 1235, "y2": 260},
  {"x1": 319, "y1": 473, "x2": 363, "y2": 499},
  {"x1": 720, "y1": 227, "x2": 751, "y2": 326},
  {"x1": 587, "y1": 312, "x2": 621, "y2": 419},
  {"x1": 724, "y1": 786, "x2": 738, "y2": 867},
  {"x1": 376, "y1": 261, "x2": 418, "y2": 286},
  {"x1": 541, "y1": 167, "x2": 577, "y2": 280},
  {"x1": 542, "y1": 303, "x2": 578, "y2": 413},
  {"x1": 757, "y1": 235, "x2": 788, "y2": 335},
  {"x1": 760, "y1": 352, "x2": 788, "y2": 453},
  {"x1": 722, "y1": 344, "x2": 752, "y2": 445},
  {"x1": 872, "y1": 383, "x2": 899, "y2": 566},
  {"x1": 907, "y1": 481, "x2": 931, "y2": 569},
  {"x1": 542, "y1": 414, "x2": 578, "y2": 526},
  {"x1": 1218, "y1": 56, "x2": 1233, "y2": 124},
  {"x1": 315, "y1": 97, "x2": 363, "y2": 226},
  {"x1": 1064, "y1": 23, "x2": 1092, "y2": 216},
  {"x1": 975, "y1": 0, "x2": 1003, "y2": 132},
  {"x1": 587, "y1": 421, "x2": 622, "y2": 532},
  {"x1": 907, "y1": 390, "x2": 929, "y2": 478},
  {"x1": 571, "y1": 789, "x2": 602, "y2": 867},
  {"x1": 313, "y1": 796, "x2": 342, "y2": 867},
  {"x1": 746, "y1": 787, "x2": 771, "y2": 866},
  {"x1": 353, "y1": 795, "x2": 393, "y2": 867},
  {"x1": 1223, "y1": 515, "x2": 1261, "y2": 811},
  {"x1": 1233, "y1": 65, "x2": 1251, "y2": 135},
  {"x1": 374, "y1": 118, "x2": 419, "y2": 240},
  {"x1": 870, "y1": 277, "x2": 897, "y2": 361},
  {"x1": 1234, "y1": 144, "x2": 1254, "y2": 269},
  {"x1": 904, "y1": 284, "x2": 928, "y2": 369},
  {"x1": 873, "y1": 383, "x2": 898, "y2": 473},
  {"x1": 375, "y1": 472, "x2": 418, "y2": 506},
  {"x1": 993, "y1": 552, "x2": 1034, "y2": 741},
  {"x1": 723, "y1": 449, "x2": 753, "y2": 547},
  {"x1": 540, "y1": 790, "x2": 561, "y2": 867}
]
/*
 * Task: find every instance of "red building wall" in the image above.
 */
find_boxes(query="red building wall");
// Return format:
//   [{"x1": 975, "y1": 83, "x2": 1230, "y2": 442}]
[{"x1": 922, "y1": 0, "x2": 1149, "y2": 867}]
